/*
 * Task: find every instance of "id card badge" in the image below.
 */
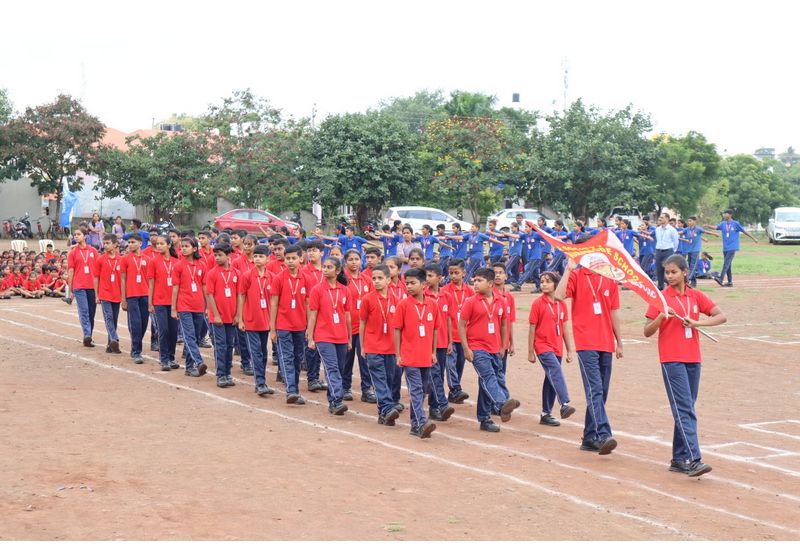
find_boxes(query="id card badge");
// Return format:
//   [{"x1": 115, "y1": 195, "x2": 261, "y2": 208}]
[
  {"x1": 191, "y1": 282, "x2": 198, "y2": 293},
  {"x1": 418, "y1": 325, "x2": 426, "y2": 337},
  {"x1": 110, "y1": 274, "x2": 115, "y2": 282},
  {"x1": 83, "y1": 265, "x2": 90, "y2": 274},
  {"x1": 224, "y1": 287, "x2": 232, "y2": 298},
  {"x1": 684, "y1": 326, "x2": 693, "y2": 339},
  {"x1": 457, "y1": 311, "x2": 461, "y2": 321},
  {"x1": 333, "y1": 312, "x2": 340, "y2": 324},
  {"x1": 166, "y1": 277, "x2": 173, "y2": 287},
  {"x1": 556, "y1": 324, "x2": 561, "y2": 336},
  {"x1": 593, "y1": 301, "x2": 602, "y2": 315},
  {"x1": 383, "y1": 322, "x2": 388, "y2": 334},
  {"x1": 136, "y1": 274, "x2": 142, "y2": 284},
  {"x1": 260, "y1": 298, "x2": 267, "y2": 309},
  {"x1": 291, "y1": 299, "x2": 297, "y2": 310},
  {"x1": 356, "y1": 299, "x2": 362, "y2": 310},
  {"x1": 487, "y1": 322, "x2": 496, "y2": 334}
]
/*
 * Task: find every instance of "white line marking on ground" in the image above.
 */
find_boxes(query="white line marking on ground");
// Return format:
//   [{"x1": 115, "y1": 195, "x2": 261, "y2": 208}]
[{"x1": 739, "y1": 420, "x2": 800, "y2": 442}]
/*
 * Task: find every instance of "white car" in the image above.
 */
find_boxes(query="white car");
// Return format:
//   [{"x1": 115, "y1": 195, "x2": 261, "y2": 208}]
[
  {"x1": 767, "y1": 206, "x2": 800, "y2": 244},
  {"x1": 487, "y1": 208, "x2": 554, "y2": 231},
  {"x1": 383, "y1": 206, "x2": 473, "y2": 234},
  {"x1": 604, "y1": 206, "x2": 642, "y2": 229}
]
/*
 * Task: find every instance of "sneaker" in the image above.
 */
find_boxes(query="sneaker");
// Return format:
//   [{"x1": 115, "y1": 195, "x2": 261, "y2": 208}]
[
  {"x1": 539, "y1": 414, "x2": 561, "y2": 427},
  {"x1": 255, "y1": 384, "x2": 275, "y2": 396},
  {"x1": 295, "y1": 395, "x2": 306, "y2": 405},
  {"x1": 160, "y1": 363, "x2": 171, "y2": 372},
  {"x1": 713, "y1": 275, "x2": 723, "y2": 286},
  {"x1": 133, "y1": 355, "x2": 144, "y2": 365},
  {"x1": 83, "y1": 336, "x2": 94, "y2": 348},
  {"x1": 105, "y1": 345, "x2": 113, "y2": 354},
  {"x1": 286, "y1": 393, "x2": 300, "y2": 404},
  {"x1": 307, "y1": 379, "x2": 328, "y2": 392},
  {"x1": 410, "y1": 420, "x2": 436, "y2": 439},
  {"x1": 687, "y1": 460, "x2": 712, "y2": 477},
  {"x1": 216, "y1": 376, "x2": 227, "y2": 387},
  {"x1": 394, "y1": 403, "x2": 405, "y2": 412},
  {"x1": 185, "y1": 366, "x2": 201, "y2": 377},
  {"x1": 580, "y1": 439, "x2": 601, "y2": 452},
  {"x1": 62, "y1": 297, "x2": 73, "y2": 305},
  {"x1": 510, "y1": 284, "x2": 522, "y2": 292},
  {"x1": 225, "y1": 375, "x2": 235, "y2": 387},
  {"x1": 342, "y1": 390, "x2": 354, "y2": 401},
  {"x1": 169, "y1": 361, "x2": 180, "y2": 370},
  {"x1": 329, "y1": 403, "x2": 348, "y2": 415},
  {"x1": 196, "y1": 363, "x2": 208, "y2": 376},
  {"x1": 361, "y1": 390, "x2": 377, "y2": 403},
  {"x1": 598, "y1": 437, "x2": 618, "y2": 455},
  {"x1": 429, "y1": 409, "x2": 444, "y2": 421},
  {"x1": 379, "y1": 408, "x2": 400, "y2": 426},
  {"x1": 449, "y1": 390, "x2": 469, "y2": 404},
  {"x1": 241, "y1": 366, "x2": 254, "y2": 376},
  {"x1": 669, "y1": 459, "x2": 691, "y2": 473},
  {"x1": 500, "y1": 398, "x2": 520, "y2": 422},
  {"x1": 199, "y1": 338, "x2": 212, "y2": 348},
  {"x1": 480, "y1": 419, "x2": 501, "y2": 433},
  {"x1": 560, "y1": 404, "x2": 576, "y2": 419},
  {"x1": 150, "y1": 342, "x2": 160, "y2": 352},
  {"x1": 439, "y1": 405, "x2": 455, "y2": 421},
  {"x1": 110, "y1": 341, "x2": 121, "y2": 354}
]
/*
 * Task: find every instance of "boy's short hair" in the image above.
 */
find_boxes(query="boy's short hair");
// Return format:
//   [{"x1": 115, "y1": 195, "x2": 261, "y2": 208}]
[
  {"x1": 103, "y1": 234, "x2": 118, "y2": 244},
  {"x1": 274, "y1": 238, "x2": 290, "y2": 248},
  {"x1": 473, "y1": 267, "x2": 495, "y2": 281},
  {"x1": 305, "y1": 240, "x2": 325, "y2": 252},
  {"x1": 198, "y1": 230, "x2": 211, "y2": 238},
  {"x1": 492, "y1": 261, "x2": 506, "y2": 270},
  {"x1": 688, "y1": 216, "x2": 697, "y2": 222},
  {"x1": 436, "y1": 223, "x2": 446, "y2": 231},
  {"x1": 127, "y1": 232, "x2": 143, "y2": 242},
  {"x1": 284, "y1": 244, "x2": 301, "y2": 257},
  {"x1": 131, "y1": 218, "x2": 142, "y2": 229},
  {"x1": 451, "y1": 222, "x2": 461, "y2": 231},
  {"x1": 213, "y1": 243, "x2": 232, "y2": 255},
  {"x1": 253, "y1": 244, "x2": 270, "y2": 256},
  {"x1": 405, "y1": 267, "x2": 426, "y2": 283},
  {"x1": 46, "y1": 243, "x2": 53, "y2": 249},
  {"x1": 235, "y1": 229, "x2": 248, "y2": 238},
  {"x1": 424, "y1": 262, "x2": 442, "y2": 276},
  {"x1": 364, "y1": 246, "x2": 381, "y2": 257},
  {"x1": 371, "y1": 264, "x2": 390, "y2": 277},
  {"x1": 381, "y1": 224, "x2": 391, "y2": 232},
  {"x1": 448, "y1": 258, "x2": 466, "y2": 270}
]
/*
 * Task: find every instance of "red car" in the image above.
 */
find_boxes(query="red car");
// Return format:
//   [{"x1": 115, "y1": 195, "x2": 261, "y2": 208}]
[{"x1": 214, "y1": 209, "x2": 301, "y2": 236}]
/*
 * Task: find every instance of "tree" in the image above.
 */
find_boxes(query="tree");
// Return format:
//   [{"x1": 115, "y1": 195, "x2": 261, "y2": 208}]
[
  {"x1": 95, "y1": 132, "x2": 217, "y2": 221},
  {"x1": 0, "y1": 88, "x2": 12, "y2": 124},
  {"x1": 715, "y1": 155, "x2": 797, "y2": 225},
  {"x1": 444, "y1": 91, "x2": 497, "y2": 117},
  {"x1": 301, "y1": 112, "x2": 420, "y2": 228},
  {"x1": 376, "y1": 89, "x2": 447, "y2": 133},
  {"x1": 0, "y1": 94, "x2": 104, "y2": 220},
  {"x1": 778, "y1": 146, "x2": 800, "y2": 167},
  {"x1": 529, "y1": 99, "x2": 656, "y2": 219},
  {"x1": 652, "y1": 131, "x2": 720, "y2": 216}
]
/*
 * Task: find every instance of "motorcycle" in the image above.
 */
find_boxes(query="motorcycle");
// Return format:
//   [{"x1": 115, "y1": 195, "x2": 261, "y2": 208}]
[
  {"x1": 153, "y1": 212, "x2": 177, "y2": 235},
  {"x1": 13, "y1": 213, "x2": 33, "y2": 239}
]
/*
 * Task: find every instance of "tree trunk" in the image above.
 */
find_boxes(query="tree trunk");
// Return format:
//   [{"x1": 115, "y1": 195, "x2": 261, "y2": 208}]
[{"x1": 354, "y1": 204, "x2": 367, "y2": 235}]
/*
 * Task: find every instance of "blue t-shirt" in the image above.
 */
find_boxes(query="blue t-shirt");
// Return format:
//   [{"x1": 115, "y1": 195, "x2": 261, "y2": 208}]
[
  {"x1": 696, "y1": 259, "x2": 711, "y2": 275},
  {"x1": 123, "y1": 230, "x2": 150, "y2": 249},
  {"x1": 338, "y1": 235, "x2": 368, "y2": 252},
  {"x1": 537, "y1": 225, "x2": 554, "y2": 253},
  {"x1": 716, "y1": 220, "x2": 745, "y2": 251},
  {"x1": 685, "y1": 226, "x2": 704, "y2": 253},
  {"x1": 380, "y1": 233, "x2": 403, "y2": 257},
  {"x1": 467, "y1": 232, "x2": 490, "y2": 259},
  {"x1": 488, "y1": 232, "x2": 506, "y2": 258},
  {"x1": 551, "y1": 230, "x2": 568, "y2": 258},
  {"x1": 637, "y1": 227, "x2": 655, "y2": 256},
  {"x1": 507, "y1": 231, "x2": 522, "y2": 257},
  {"x1": 614, "y1": 228, "x2": 637, "y2": 256},
  {"x1": 523, "y1": 231, "x2": 543, "y2": 260},
  {"x1": 415, "y1": 235, "x2": 439, "y2": 261},
  {"x1": 437, "y1": 233, "x2": 453, "y2": 258},
  {"x1": 451, "y1": 232, "x2": 468, "y2": 259}
]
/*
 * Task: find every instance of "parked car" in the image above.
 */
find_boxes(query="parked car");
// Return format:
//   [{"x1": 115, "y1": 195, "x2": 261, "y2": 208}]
[
  {"x1": 604, "y1": 206, "x2": 642, "y2": 229},
  {"x1": 214, "y1": 209, "x2": 301, "y2": 236},
  {"x1": 486, "y1": 208, "x2": 554, "y2": 231},
  {"x1": 383, "y1": 206, "x2": 473, "y2": 234},
  {"x1": 767, "y1": 206, "x2": 800, "y2": 244}
]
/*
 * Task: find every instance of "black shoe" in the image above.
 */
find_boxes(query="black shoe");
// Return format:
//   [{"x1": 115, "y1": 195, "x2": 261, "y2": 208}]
[
  {"x1": 133, "y1": 355, "x2": 144, "y2": 365},
  {"x1": 480, "y1": 419, "x2": 500, "y2": 433},
  {"x1": 379, "y1": 409, "x2": 400, "y2": 426},
  {"x1": 598, "y1": 437, "x2": 618, "y2": 455},
  {"x1": 540, "y1": 414, "x2": 561, "y2": 427},
  {"x1": 151, "y1": 343, "x2": 160, "y2": 352},
  {"x1": 687, "y1": 460, "x2": 712, "y2": 477},
  {"x1": 342, "y1": 390, "x2": 354, "y2": 401},
  {"x1": 185, "y1": 366, "x2": 201, "y2": 377},
  {"x1": 286, "y1": 393, "x2": 300, "y2": 404},
  {"x1": 110, "y1": 341, "x2": 121, "y2": 354},
  {"x1": 429, "y1": 409, "x2": 443, "y2": 421},
  {"x1": 580, "y1": 439, "x2": 601, "y2": 452},
  {"x1": 225, "y1": 375, "x2": 235, "y2": 387},
  {"x1": 241, "y1": 366, "x2": 254, "y2": 376},
  {"x1": 394, "y1": 403, "x2": 405, "y2": 412},
  {"x1": 723, "y1": 282, "x2": 733, "y2": 287},
  {"x1": 308, "y1": 379, "x2": 328, "y2": 392},
  {"x1": 169, "y1": 361, "x2": 180, "y2": 370},
  {"x1": 560, "y1": 404, "x2": 576, "y2": 419},
  {"x1": 329, "y1": 403, "x2": 348, "y2": 415},
  {"x1": 449, "y1": 390, "x2": 469, "y2": 404},
  {"x1": 198, "y1": 338, "x2": 212, "y2": 348},
  {"x1": 669, "y1": 459, "x2": 691, "y2": 473},
  {"x1": 410, "y1": 420, "x2": 436, "y2": 439},
  {"x1": 216, "y1": 376, "x2": 227, "y2": 388},
  {"x1": 105, "y1": 345, "x2": 113, "y2": 354},
  {"x1": 276, "y1": 372, "x2": 284, "y2": 383},
  {"x1": 361, "y1": 390, "x2": 377, "y2": 404},
  {"x1": 83, "y1": 336, "x2": 94, "y2": 348},
  {"x1": 160, "y1": 362, "x2": 171, "y2": 372},
  {"x1": 439, "y1": 405, "x2": 455, "y2": 421},
  {"x1": 196, "y1": 363, "x2": 207, "y2": 376},
  {"x1": 500, "y1": 398, "x2": 520, "y2": 422},
  {"x1": 713, "y1": 275, "x2": 723, "y2": 286},
  {"x1": 62, "y1": 297, "x2": 73, "y2": 305},
  {"x1": 255, "y1": 384, "x2": 275, "y2": 396},
  {"x1": 295, "y1": 395, "x2": 306, "y2": 405}
]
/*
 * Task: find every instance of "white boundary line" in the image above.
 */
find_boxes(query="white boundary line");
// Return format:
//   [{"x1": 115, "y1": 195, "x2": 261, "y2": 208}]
[{"x1": 739, "y1": 420, "x2": 800, "y2": 442}]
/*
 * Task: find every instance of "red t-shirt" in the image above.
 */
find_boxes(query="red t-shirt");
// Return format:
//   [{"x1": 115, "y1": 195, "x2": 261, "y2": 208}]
[
  {"x1": 301, "y1": 263, "x2": 324, "y2": 289},
  {"x1": 142, "y1": 247, "x2": 157, "y2": 260},
  {"x1": 23, "y1": 278, "x2": 41, "y2": 292},
  {"x1": 173, "y1": 259, "x2": 207, "y2": 313},
  {"x1": 443, "y1": 282, "x2": 475, "y2": 344},
  {"x1": 425, "y1": 288, "x2": 451, "y2": 349},
  {"x1": 52, "y1": 278, "x2": 66, "y2": 291},
  {"x1": 388, "y1": 281, "x2": 408, "y2": 314},
  {"x1": 393, "y1": 296, "x2": 439, "y2": 367},
  {"x1": 96, "y1": 253, "x2": 122, "y2": 302},
  {"x1": 205, "y1": 266, "x2": 240, "y2": 324},
  {"x1": 121, "y1": 253, "x2": 149, "y2": 298},
  {"x1": 147, "y1": 254, "x2": 179, "y2": 306},
  {"x1": 360, "y1": 290, "x2": 395, "y2": 354},
  {"x1": 565, "y1": 268, "x2": 619, "y2": 352},
  {"x1": 529, "y1": 294, "x2": 569, "y2": 356},
  {"x1": 308, "y1": 281, "x2": 350, "y2": 344},
  {"x1": 67, "y1": 245, "x2": 98, "y2": 290},
  {"x1": 45, "y1": 252, "x2": 58, "y2": 263},
  {"x1": 199, "y1": 248, "x2": 215, "y2": 270},
  {"x1": 270, "y1": 270, "x2": 308, "y2": 331},
  {"x1": 460, "y1": 293, "x2": 506, "y2": 354},
  {"x1": 39, "y1": 273, "x2": 53, "y2": 287},
  {"x1": 232, "y1": 254, "x2": 255, "y2": 275},
  {"x1": 239, "y1": 268, "x2": 272, "y2": 331},
  {"x1": 646, "y1": 286, "x2": 716, "y2": 363},
  {"x1": 346, "y1": 270, "x2": 373, "y2": 335},
  {"x1": 494, "y1": 288, "x2": 516, "y2": 348},
  {"x1": 266, "y1": 257, "x2": 287, "y2": 276}
]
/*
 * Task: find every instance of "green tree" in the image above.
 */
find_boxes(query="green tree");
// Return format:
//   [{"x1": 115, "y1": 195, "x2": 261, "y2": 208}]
[
  {"x1": 444, "y1": 90, "x2": 497, "y2": 117},
  {"x1": 301, "y1": 112, "x2": 420, "y2": 228},
  {"x1": 529, "y1": 99, "x2": 656, "y2": 219},
  {"x1": 652, "y1": 131, "x2": 720, "y2": 216},
  {"x1": 0, "y1": 88, "x2": 12, "y2": 124},
  {"x1": 0, "y1": 94, "x2": 104, "y2": 220},
  {"x1": 716, "y1": 155, "x2": 797, "y2": 225},
  {"x1": 376, "y1": 89, "x2": 447, "y2": 133},
  {"x1": 95, "y1": 132, "x2": 217, "y2": 221}
]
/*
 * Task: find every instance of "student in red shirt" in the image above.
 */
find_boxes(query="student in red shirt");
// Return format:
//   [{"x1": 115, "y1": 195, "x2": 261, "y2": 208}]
[
  {"x1": 644, "y1": 254, "x2": 726, "y2": 477},
  {"x1": 120, "y1": 233, "x2": 150, "y2": 364},
  {"x1": 554, "y1": 242, "x2": 624, "y2": 455},
  {"x1": 458, "y1": 267, "x2": 520, "y2": 433},
  {"x1": 360, "y1": 264, "x2": 401, "y2": 425},
  {"x1": 492, "y1": 262, "x2": 516, "y2": 403},
  {"x1": 95, "y1": 234, "x2": 123, "y2": 354},
  {"x1": 424, "y1": 263, "x2": 455, "y2": 422},
  {"x1": 266, "y1": 238, "x2": 288, "y2": 275},
  {"x1": 231, "y1": 234, "x2": 257, "y2": 376},
  {"x1": 393, "y1": 267, "x2": 439, "y2": 439},
  {"x1": 269, "y1": 244, "x2": 309, "y2": 404},
  {"x1": 443, "y1": 258, "x2": 473, "y2": 403},
  {"x1": 44, "y1": 244, "x2": 58, "y2": 264},
  {"x1": 528, "y1": 271, "x2": 577, "y2": 427},
  {"x1": 67, "y1": 228, "x2": 99, "y2": 347},
  {"x1": 362, "y1": 247, "x2": 382, "y2": 282},
  {"x1": 147, "y1": 235, "x2": 181, "y2": 371},
  {"x1": 342, "y1": 249, "x2": 376, "y2": 403},
  {"x1": 197, "y1": 230, "x2": 215, "y2": 269},
  {"x1": 50, "y1": 271, "x2": 68, "y2": 299},
  {"x1": 237, "y1": 244, "x2": 274, "y2": 395},
  {"x1": 21, "y1": 270, "x2": 45, "y2": 299},
  {"x1": 170, "y1": 237, "x2": 208, "y2": 378},
  {"x1": 0, "y1": 269, "x2": 15, "y2": 299},
  {"x1": 300, "y1": 240, "x2": 327, "y2": 392},
  {"x1": 307, "y1": 256, "x2": 351, "y2": 415},
  {"x1": 206, "y1": 243, "x2": 241, "y2": 387}
]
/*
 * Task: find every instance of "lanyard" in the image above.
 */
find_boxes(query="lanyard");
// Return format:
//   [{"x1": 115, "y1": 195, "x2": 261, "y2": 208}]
[
  {"x1": 107, "y1": 256, "x2": 118, "y2": 273},
  {"x1": 187, "y1": 261, "x2": 197, "y2": 283},
  {"x1": 327, "y1": 287, "x2": 340, "y2": 311},
  {"x1": 414, "y1": 302, "x2": 427, "y2": 324},
  {"x1": 546, "y1": 298, "x2": 562, "y2": 324},
  {"x1": 287, "y1": 274, "x2": 300, "y2": 297},
  {"x1": 220, "y1": 269, "x2": 232, "y2": 288},
  {"x1": 132, "y1": 254, "x2": 143, "y2": 274},
  {"x1": 376, "y1": 293, "x2": 389, "y2": 325},
  {"x1": 481, "y1": 296, "x2": 496, "y2": 320},
  {"x1": 308, "y1": 266, "x2": 323, "y2": 284},
  {"x1": 349, "y1": 273, "x2": 363, "y2": 298},
  {"x1": 453, "y1": 286, "x2": 467, "y2": 311},
  {"x1": 673, "y1": 292, "x2": 691, "y2": 318},
  {"x1": 79, "y1": 247, "x2": 90, "y2": 265},
  {"x1": 162, "y1": 257, "x2": 173, "y2": 278},
  {"x1": 585, "y1": 271, "x2": 602, "y2": 302},
  {"x1": 391, "y1": 283, "x2": 404, "y2": 302},
  {"x1": 257, "y1": 272, "x2": 269, "y2": 297}
]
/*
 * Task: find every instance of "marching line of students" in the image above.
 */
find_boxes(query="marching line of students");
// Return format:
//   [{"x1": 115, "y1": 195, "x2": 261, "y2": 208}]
[{"x1": 52, "y1": 222, "x2": 729, "y2": 477}]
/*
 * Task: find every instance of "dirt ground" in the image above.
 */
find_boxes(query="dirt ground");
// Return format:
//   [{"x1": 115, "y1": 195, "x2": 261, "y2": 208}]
[{"x1": 1, "y1": 273, "x2": 799, "y2": 540}]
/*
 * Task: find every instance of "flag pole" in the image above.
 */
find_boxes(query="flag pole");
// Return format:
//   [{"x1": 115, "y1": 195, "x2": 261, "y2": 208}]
[{"x1": 673, "y1": 314, "x2": 719, "y2": 342}]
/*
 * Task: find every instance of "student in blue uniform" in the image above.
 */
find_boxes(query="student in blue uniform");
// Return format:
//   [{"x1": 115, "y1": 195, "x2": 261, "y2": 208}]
[
  {"x1": 505, "y1": 222, "x2": 524, "y2": 291},
  {"x1": 464, "y1": 223, "x2": 503, "y2": 282},
  {"x1": 703, "y1": 209, "x2": 758, "y2": 287},
  {"x1": 683, "y1": 217, "x2": 705, "y2": 287},
  {"x1": 637, "y1": 221, "x2": 656, "y2": 279},
  {"x1": 371, "y1": 225, "x2": 403, "y2": 259},
  {"x1": 486, "y1": 219, "x2": 508, "y2": 266}
]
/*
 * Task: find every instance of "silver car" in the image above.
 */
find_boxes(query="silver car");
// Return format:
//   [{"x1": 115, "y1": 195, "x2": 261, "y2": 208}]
[{"x1": 767, "y1": 207, "x2": 800, "y2": 244}]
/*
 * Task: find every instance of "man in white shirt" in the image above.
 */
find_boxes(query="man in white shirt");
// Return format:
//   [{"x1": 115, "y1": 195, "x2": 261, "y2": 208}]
[{"x1": 654, "y1": 213, "x2": 679, "y2": 290}]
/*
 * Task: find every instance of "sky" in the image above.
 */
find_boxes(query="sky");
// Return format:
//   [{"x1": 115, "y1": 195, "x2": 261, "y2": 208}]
[{"x1": 2, "y1": 0, "x2": 797, "y2": 156}]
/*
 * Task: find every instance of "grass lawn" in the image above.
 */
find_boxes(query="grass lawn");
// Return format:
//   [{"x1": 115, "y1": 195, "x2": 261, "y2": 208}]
[{"x1": 700, "y1": 231, "x2": 800, "y2": 277}]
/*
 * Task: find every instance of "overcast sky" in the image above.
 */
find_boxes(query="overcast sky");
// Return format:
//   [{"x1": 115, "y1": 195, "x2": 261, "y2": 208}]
[{"x1": 2, "y1": 0, "x2": 796, "y2": 155}]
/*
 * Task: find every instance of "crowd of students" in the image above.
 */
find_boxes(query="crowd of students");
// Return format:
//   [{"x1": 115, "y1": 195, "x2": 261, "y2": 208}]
[{"x1": 1, "y1": 211, "x2": 741, "y2": 478}]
